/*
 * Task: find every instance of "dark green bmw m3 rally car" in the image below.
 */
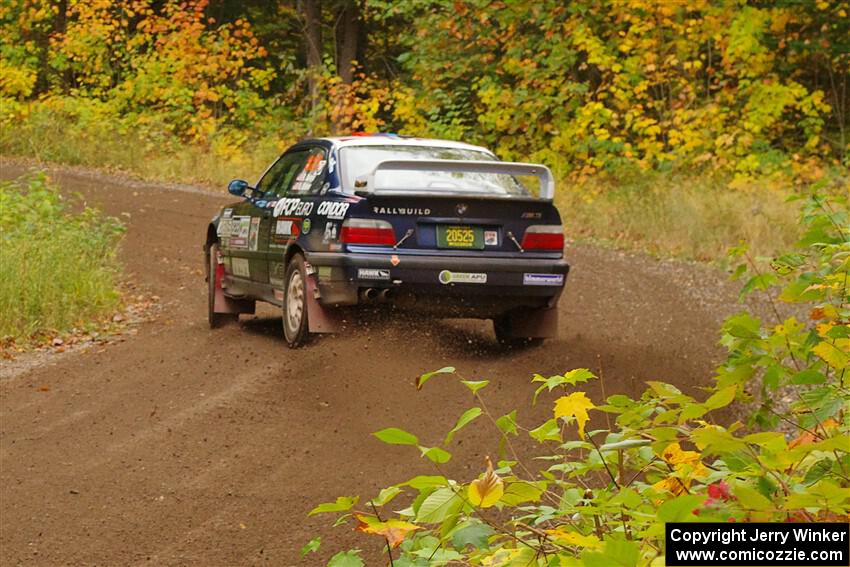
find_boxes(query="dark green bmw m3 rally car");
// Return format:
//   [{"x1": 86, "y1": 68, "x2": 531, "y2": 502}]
[{"x1": 204, "y1": 134, "x2": 569, "y2": 347}]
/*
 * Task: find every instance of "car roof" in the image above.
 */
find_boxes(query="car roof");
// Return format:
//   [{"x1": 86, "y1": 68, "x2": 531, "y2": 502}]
[{"x1": 319, "y1": 134, "x2": 493, "y2": 155}]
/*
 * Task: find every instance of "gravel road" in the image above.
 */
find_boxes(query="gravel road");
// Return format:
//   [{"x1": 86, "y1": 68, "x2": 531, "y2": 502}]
[{"x1": 1, "y1": 163, "x2": 754, "y2": 565}]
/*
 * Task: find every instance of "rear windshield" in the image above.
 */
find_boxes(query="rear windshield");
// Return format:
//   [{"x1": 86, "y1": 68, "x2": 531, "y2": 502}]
[{"x1": 339, "y1": 145, "x2": 531, "y2": 196}]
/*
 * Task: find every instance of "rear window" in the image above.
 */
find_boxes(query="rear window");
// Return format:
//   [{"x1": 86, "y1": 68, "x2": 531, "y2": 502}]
[{"x1": 339, "y1": 145, "x2": 530, "y2": 196}]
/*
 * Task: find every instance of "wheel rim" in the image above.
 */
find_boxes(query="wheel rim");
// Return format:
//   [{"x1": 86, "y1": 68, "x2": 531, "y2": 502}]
[{"x1": 285, "y1": 269, "x2": 304, "y2": 335}]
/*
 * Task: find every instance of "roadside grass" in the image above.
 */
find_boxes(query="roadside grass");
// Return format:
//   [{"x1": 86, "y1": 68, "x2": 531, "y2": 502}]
[
  {"x1": 0, "y1": 98, "x2": 285, "y2": 188},
  {"x1": 556, "y1": 174, "x2": 815, "y2": 263},
  {"x1": 0, "y1": 172, "x2": 125, "y2": 343},
  {"x1": 3, "y1": 111, "x2": 845, "y2": 264}
]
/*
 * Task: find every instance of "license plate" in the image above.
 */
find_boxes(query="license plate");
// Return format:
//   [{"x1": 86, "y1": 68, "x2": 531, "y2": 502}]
[{"x1": 437, "y1": 225, "x2": 484, "y2": 249}]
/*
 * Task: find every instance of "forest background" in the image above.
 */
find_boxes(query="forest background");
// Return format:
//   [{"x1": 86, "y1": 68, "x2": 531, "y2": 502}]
[{"x1": 1, "y1": 0, "x2": 848, "y2": 260}]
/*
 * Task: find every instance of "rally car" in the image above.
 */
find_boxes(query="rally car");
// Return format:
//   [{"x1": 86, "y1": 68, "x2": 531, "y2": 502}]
[{"x1": 204, "y1": 134, "x2": 569, "y2": 347}]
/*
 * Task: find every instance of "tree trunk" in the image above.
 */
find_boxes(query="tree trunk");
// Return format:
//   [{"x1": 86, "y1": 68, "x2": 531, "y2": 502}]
[
  {"x1": 33, "y1": 0, "x2": 69, "y2": 95},
  {"x1": 302, "y1": 0, "x2": 322, "y2": 115},
  {"x1": 336, "y1": 1, "x2": 359, "y2": 84}
]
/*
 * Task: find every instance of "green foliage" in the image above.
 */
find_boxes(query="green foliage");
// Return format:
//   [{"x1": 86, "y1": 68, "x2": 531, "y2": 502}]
[
  {"x1": 1, "y1": 0, "x2": 847, "y2": 181},
  {"x1": 0, "y1": 171, "x2": 125, "y2": 341},
  {"x1": 311, "y1": 194, "x2": 849, "y2": 565},
  {"x1": 0, "y1": 1, "x2": 847, "y2": 263},
  {"x1": 385, "y1": 0, "x2": 848, "y2": 179}
]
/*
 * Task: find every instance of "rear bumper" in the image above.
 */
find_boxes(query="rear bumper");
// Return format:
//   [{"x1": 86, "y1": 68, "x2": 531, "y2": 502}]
[{"x1": 304, "y1": 250, "x2": 569, "y2": 315}]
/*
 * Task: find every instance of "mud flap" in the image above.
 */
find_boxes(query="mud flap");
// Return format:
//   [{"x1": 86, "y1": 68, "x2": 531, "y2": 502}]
[
  {"x1": 500, "y1": 307, "x2": 558, "y2": 338},
  {"x1": 213, "y1": 262, "x2": 255, "y2": 314},
  {"x1": 306, "y1": 274, "x2": 343, "y2": 333}
]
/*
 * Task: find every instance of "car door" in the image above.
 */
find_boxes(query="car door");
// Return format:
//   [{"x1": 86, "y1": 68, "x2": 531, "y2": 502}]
[
  {"x1": 265, "y1": 145, "x2": 329, "y2": 289},
  {"x1": 219, "y1": 193, "x2": 266, "y2": 285}
]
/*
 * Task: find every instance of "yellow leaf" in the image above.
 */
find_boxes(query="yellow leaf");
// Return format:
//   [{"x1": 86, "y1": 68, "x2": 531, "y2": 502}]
[
  {"x1": 546, "y1": 528, "x2": 602, "y2": 548},
  {"x1": 468, "y1": 456, "x2": 504, "y2": 508},
  {"x1": 355, "y1": 514, "x2": 420, "y2": 549},
  {"x1": 816, "y1": 322, "x2": 834, "y2": 336},
  {"x1": 813, "y1": 340, "x2": 849, "y2": 370},
  {"x1": 651, "y1": 474, "x2": 693, "y2": 496},
  {"x1": 553, "y1": 392, "x2": 595, "y2": 438},
  {"x1": 661, "y1": 442, "x2": 701, "y2": 466}
]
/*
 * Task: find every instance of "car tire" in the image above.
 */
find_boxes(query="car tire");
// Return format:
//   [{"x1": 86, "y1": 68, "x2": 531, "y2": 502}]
[
  {"x1": 282, "y1": 253, "x2": 310, "y2": 348},
  {"x1": 493, "y1": 314, "x2": 544, "y2": 348},
  {"x1": 208, "y1": 242, "x2": 238, "y2": 329}
]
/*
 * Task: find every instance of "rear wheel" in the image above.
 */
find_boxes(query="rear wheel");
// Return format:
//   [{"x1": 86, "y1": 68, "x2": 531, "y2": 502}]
[
  {"x1": 208, "y1": 242, "x2": 238, "y2": 328},
  {"x1": 493, "y1": 314, "x2": 544, "y2": 348},
  {"x1": 282, "y1": 254, "x2": 310, "y2": 348}
]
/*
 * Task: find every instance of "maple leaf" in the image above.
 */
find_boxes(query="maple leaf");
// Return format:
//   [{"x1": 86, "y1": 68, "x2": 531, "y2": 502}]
[
  {"x1": 468, "y1": 456, "x2": 504, "y2": 508},
  {"x1": 812, "y1": 340, "x2": 849, "y2": 370},
  {"x1": 354, "y1": 514, "x2": 419, "y2": 549},
  {"x1": 553, "y1": 392, "x2": 595, "y2": 438},
  {"x1": 661, "y1": 442, "x2": 701, "y2": 466},
  {"x1": 651, "y1": 476, "x2": 692, "y2": 496},
  {"x1": 789, "y1": 418, "x2": 839, "y2": 449}
]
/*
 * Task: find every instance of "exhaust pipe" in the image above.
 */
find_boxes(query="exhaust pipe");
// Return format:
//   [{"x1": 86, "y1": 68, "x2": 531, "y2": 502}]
[
  {"x1": 360, "y1": 288, "x2": 378, "y2": 302},
  {"x1": 379, "y1": 288, "x2": 396, "y2": 302}
]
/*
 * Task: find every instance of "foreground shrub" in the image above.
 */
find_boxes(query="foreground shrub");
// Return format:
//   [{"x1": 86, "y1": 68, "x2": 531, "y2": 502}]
[
  {"x1": 0, "y1": 172, "x2": 125, "y2": 342},
  {"x1": 308, "y1": 193, "x2": 849, "y2": 566}
]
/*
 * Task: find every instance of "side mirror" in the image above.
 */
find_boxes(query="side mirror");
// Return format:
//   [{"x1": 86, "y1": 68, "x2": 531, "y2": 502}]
[{"x1": 228, "y1": 179, "x2": 250, "y2": 197}]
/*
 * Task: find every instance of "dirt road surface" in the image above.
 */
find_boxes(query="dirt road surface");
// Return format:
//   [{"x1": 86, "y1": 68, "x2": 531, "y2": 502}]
[{"x1": 1, "y1": 163, "x2": 749, "y2": 566}]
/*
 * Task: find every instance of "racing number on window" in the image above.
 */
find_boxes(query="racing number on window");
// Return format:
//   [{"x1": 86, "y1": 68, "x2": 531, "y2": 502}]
[
  {"x1": 256, "y1": 147, "x2": 327, "y2": 198},
  {"x1": 288, "y1": 147, "x2": 327, "y2": 195}
]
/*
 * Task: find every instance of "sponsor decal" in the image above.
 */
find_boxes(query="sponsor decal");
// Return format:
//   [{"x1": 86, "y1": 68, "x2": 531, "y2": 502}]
[
  {"x1": 438, "y1": 270, "x2": 487, "y2": 284},
  {"x1": 231, "y1": 258, "x2": 250, "y2": 278},
  {"x1": 484, "y1": 230, "x2": 499, "y2": 246},
  {"x1": 228, "y1": 237, "x2": 248, "y2": 249},
  {"x1": 304, "y1": 261, "x2": 315, "y2": 275},
  {"x1": 270, "y1": 262, "x2": 285, "y2": 285},
  {"x1": 317, "y1": 266, "x2": 332, "y2": 279},
  {"x1": 273, "y1": 198, "x2": 314, "y2": 218},
  {"x1": 216, "y1": 217, "x2": 232, "y2": 237},
  {"x1": 523, "y1": 273, "x2": 564, "y2": 286},
  {"x1": 358, "y1": 268, "x2": 390, "y2": 280},
  {"x1": 275, "y1": 219, "x2": 299, "y2": 236},
  {"x1": 222, "y1": 208, "x2": 233, "y2": 218},
  {"x1": 323, "y1": 222, "x2": 338, "y2": 242},
  {"x1": 456, "y1": 203, "x2": 468, "y2": 215},
  {"x1": 291, "y1": 157, "x2": 326, "y2": 193},
  {"x1": 231, "y1": 216, "x2": 251, "y2": 238},
  {"x1": 255, "y1": 200, "x2": 267, "y2": 208},
  {"x1": 292, "y1": 172, "x2": 318, "y2": 193},
  {"x1": 390, "y1": 254, "x2": 400, "y2": 266},
  {"x1": 273, "y1": 289, "x2": 285, "y2": 301},
  {"x1": 302, "y1": 218, "x2": 312, "y2": 234},
  {"x1": 521, "y1": 211, "x2": 543, "y2": 219},
  {"x1": 248, "y1": 217, "x2": 261, "y2": 251},
  {"x1": 373, "y1": 206, "x2": 432, "y2": 216},
  {"x1": 316, "y1": 201, "x2": 350, "y2": 220}
]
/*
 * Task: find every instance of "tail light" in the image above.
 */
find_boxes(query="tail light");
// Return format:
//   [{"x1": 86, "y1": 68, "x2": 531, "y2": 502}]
[
  {"x1": 521, "y1": 225, "x2": 564, "y2": 251},
  {"x1": 340, "y1": 218, "x2": 396, "y2": 246}
]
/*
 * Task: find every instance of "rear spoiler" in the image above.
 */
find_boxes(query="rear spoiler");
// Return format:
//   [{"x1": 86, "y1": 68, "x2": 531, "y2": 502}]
[{"x1": 357, "y1": 159, "x2": 555, "y2": 200}]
